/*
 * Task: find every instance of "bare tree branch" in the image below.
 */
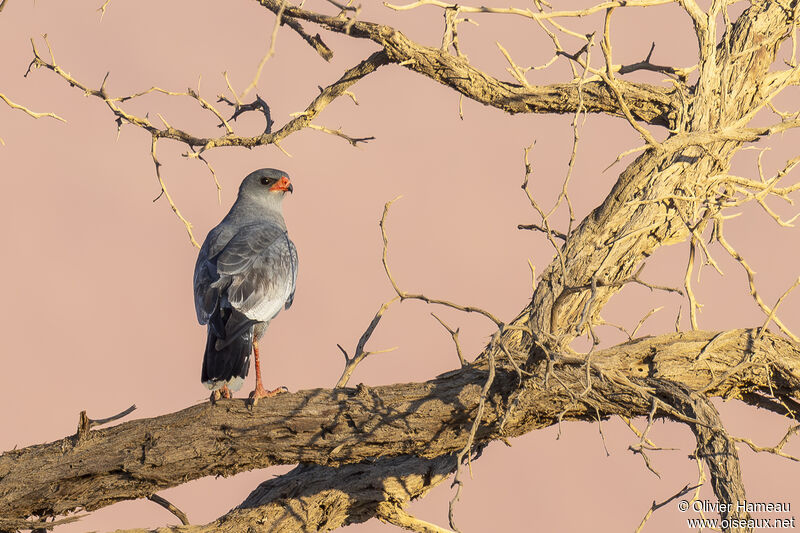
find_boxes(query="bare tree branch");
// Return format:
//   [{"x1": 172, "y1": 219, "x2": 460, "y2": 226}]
[
  {"x1": 110, "y1": 455, "x2": 456, "y2": 533},
  {"x1": 26, "y1": 39, "x2": 387, "y2": 153},
  {"x1": 657, "y1": 382, "x2": 751, "y2": 531},
  {"x1": 255, "y1": 0, "x2": 680, "y2": 127},
  {"x1": 0, "y1": 92, "x2": 65, "y2": 122},
  {"x1": 2, "y1": 328, "x2": 799, "y2": 525}
]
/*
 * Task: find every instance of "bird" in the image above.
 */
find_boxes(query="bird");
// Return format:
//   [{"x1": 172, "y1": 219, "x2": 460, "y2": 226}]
[{"x1": 193, "y1": 168, "x2": 297, "y2": 404}]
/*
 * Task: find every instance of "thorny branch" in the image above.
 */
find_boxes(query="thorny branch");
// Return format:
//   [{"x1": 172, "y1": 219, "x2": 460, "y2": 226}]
[{"x1": 24, "y1": 35, "x2": 386, "y2": 243}]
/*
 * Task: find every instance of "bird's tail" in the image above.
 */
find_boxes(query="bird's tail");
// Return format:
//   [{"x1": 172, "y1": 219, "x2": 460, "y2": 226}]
[{"x1": 202, "y1": 308, "x2": 253, "y2": 392}]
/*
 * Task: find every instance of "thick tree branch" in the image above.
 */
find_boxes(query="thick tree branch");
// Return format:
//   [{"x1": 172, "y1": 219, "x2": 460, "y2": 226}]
[
  {"x1": 115, "y1": 455, "x2": 457, "y2": 532},
  {"x1": 657, "y1": 382, "x2": 750, "y2": 532},
  {"x1": 255, "y1": 0, "x2": 679, "y2": 127},
  {"x1": 2, "y1": 328, "x2": 799, "y2": 525}
]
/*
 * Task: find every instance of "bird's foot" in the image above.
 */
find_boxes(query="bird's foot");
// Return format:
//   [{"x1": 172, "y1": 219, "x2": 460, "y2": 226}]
[
  {"x1": 248, "y1": 384, "x2": 288, "y2": 406},
  {"x1": 210, "y1": 385, "x2": 233, "y2": 404}
]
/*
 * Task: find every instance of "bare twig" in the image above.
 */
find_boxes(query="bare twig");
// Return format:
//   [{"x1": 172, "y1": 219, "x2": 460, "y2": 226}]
[
  {"x1": 449, "y1": 332, "x2": 497, "y2": 533},
  {"x1": 97, "y1": 0, "x2": 111, "y2": 19},
  {"x1": 151, "y1": 136, "x2": 201, "y2": 248},
  {"x1": 432, "y1": 313, "x2": 467, "y2": 367},
  {"x1": 27, "y1": 36, "x2": 385, "y2": 154},
  {"x1": 630, "y1": 306, "x2": 663, "y2": 338},
  {"x1": 386, "y1": 0, "x2": 676, "y2": 22},
  {"x1": 76, "y1": 404, "x2": 137, "y2": 440},
  {"x1": 635, "y1": 483, "x2": 701, "y2": 533},
  {"x1": 733, "y1": 425, "x2": 800, "y2": 462},
  {"x1": 598, "y1": 8, "x2": 661, "y2": 149},
  {"x1": 684, "y1": 237, "x2": 701, "y2": 330},
  {"x1": 239, "y1": 0, "x2": 287, "y2": 100},
  {"x1": 336, "y1": 296, "x2": 400, "y2": 388},
  {"x1": 714, "y1": 216, "x2": 799, "y2": 342},
  {"x1": 147, "y1": 494, "x2": 190, "y2": 526},
  {"x1": 87, "y1": 404, "x2": 137, "y2": 427},
  {"x1": 380, "y1": 197, "x2": 504, "y2": 328},
  {"x1": 0, "y1": 92, "x2": 65, "y2": 122},
  {"x1": 757, "y1": 277, "x2": 800, "y2": 341}
]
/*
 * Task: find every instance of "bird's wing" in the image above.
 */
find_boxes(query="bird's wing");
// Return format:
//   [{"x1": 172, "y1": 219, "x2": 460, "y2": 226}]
[
  {"x1": 194, "y1": 225, "x2": 227, "y2": 326},
  {"x1": 212, "y1": 222, "x2": 297, "y2": 322},
  {"x1": 284, "y1": 238, "x2": 298, "y2": 310}
]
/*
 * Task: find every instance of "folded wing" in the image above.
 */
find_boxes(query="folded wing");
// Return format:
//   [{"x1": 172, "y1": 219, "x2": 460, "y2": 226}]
[{"x1": 194, "y1": 222, "x2": 298, "y2": 327}]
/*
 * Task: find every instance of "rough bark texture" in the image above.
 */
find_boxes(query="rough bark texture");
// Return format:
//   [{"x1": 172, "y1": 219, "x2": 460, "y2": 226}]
[{"x1": 106, "y1": 456, "x2": 455, "y2": 533}]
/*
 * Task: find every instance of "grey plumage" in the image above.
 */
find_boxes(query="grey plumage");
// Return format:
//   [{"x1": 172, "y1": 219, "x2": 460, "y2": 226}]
[{"x1": 193, "y1": 168, "x2": 297, "y2": 393}]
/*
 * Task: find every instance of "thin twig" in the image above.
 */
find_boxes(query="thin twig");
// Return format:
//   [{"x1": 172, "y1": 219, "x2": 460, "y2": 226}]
[
  {"x1": 732, "y1": 425, "x2": 800, "y2": 462},
  {"x1": 151, "y1": 136, "x2": 201, "y2": 248},
  {"x1": 432, "y1": 313, "x2": 467, "y2": 367},
  {"x1": 635, "y1": 484, "x2": 701, "y2": 533},
  {"x1": 0, "y1": 92, "x2": 66, "y2": 122},
  {"x1": 335, "y1": 296, "x2": 400, "y2": 388},
  {"x1": 239, "y1": 0, "x2": 287, "y2": 100},
  {"x1": 147, "y1": 494, "x2": 191, "y2": 526},
  {"x1": 598, "y1": 8, "x2": 661, "y2": 150}
]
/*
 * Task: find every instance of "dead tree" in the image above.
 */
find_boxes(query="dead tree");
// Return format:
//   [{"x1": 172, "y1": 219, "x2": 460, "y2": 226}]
[{"x1": 2, "y1": 1, "x2": 800, "y2": 532}]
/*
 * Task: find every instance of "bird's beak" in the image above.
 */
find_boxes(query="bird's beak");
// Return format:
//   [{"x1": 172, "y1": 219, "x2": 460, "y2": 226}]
[{"x1": 270, "y1": 176, "x2": 293, "y2": 193}]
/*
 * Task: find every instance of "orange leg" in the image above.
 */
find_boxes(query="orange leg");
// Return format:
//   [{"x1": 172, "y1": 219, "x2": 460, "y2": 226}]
[
  {"x1": 210, "y1": 385, "x2": 232, "y2": 403},
  {"x1": 248, "y1": 338, "x2": 287, "y2": 405}
]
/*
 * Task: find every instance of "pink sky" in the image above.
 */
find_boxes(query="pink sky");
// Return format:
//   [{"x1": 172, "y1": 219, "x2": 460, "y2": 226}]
[{"x1": 1, "y1": 1, "x2": 799, "y2": 531}]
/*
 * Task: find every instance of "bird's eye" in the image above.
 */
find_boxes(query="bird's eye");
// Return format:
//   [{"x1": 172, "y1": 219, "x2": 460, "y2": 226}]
[{"x1": 260, "y1": 177, "x2": 272, "y2": 185}]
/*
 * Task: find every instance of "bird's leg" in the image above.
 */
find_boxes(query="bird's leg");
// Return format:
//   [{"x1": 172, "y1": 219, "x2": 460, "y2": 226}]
[
  {"x1": 210, "y1": 385, "x2": 233, "y2": 404},
  {"x1": 248, "y1": 338, "x2": 287, "y2": 405}
]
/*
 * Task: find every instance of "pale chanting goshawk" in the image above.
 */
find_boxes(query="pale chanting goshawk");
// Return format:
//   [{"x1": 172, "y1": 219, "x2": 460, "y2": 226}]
[{"x1": 193, "y1": 168, "x2": 297, "y2": 404}]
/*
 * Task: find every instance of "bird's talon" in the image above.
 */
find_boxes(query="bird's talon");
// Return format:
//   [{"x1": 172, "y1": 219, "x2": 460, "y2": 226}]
[
  {"x1": 210, "y1": 385, "x2": 233, "y2": 404},
  {"x1": 248, "y1": 385, "x2": 288, "y2": 406}
]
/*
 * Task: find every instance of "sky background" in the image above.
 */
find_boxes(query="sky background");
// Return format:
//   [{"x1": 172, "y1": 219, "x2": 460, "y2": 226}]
[{"x1": 1, "y1": 0, "x2": 799, "y2": 531}]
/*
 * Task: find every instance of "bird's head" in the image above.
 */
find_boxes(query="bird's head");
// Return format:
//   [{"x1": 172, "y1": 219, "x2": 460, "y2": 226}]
[{"x1": 239, "y1": 168, "x2": 294, "y2": 200}]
